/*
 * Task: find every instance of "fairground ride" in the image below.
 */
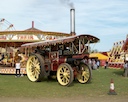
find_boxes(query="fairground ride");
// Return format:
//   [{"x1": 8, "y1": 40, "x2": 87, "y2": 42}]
[
  {"x1": 0, "y1": 19, "x2": 70, "y2": 67},
  {"x1": 108, "y1": 40, "x2": 125, "y2": 68}
]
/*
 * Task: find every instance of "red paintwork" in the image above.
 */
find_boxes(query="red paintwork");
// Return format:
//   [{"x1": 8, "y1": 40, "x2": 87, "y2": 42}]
[
  {"x1": 73, "y1": 54, "x2": 89, "y2": 59},
  {"x1": 59, "y1": 57, "x2": 67, "y2": 64},
  {"x1": 50, "y1": 57, "x2": 67, "y2": 71},
  {"x1": 50, "y1": 54, "x2": 89, "y2": 71}
]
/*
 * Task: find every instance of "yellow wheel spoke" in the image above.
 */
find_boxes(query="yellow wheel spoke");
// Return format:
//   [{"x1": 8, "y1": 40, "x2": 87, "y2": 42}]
[
  {"x1": 35, "y1": 63, "x2": 40, "y2": 69},
  {"x1": 31, "y1": 71, "x2": 35, "y2": 76},
  {"x1": 63, "y1": 67, "x2": 67, "y2": 72},
  {"x1": 65, "y1": 76, "x2": 69, "y2": 82},
  {"x1": 85, "y1": 74, "x2": 89, "y2": 79},
  {"x1": 29, "y1": 60, "x2": 35, "y2": 66},
  {"x1": 60, "y1": 69, "x2": 64, "y2": 73},
  {"x1": 33, "y1": 57, "x2": 36, "y2": 63},
  {"x1": 61, "y1": 77, "x2": 65, "y2": 82},
  {"x1": 35, "y1": 69, "x2": 40, "y2": 74},
  {"x1": 35, "y1": 71, "x2": 39, "y2": 79},
  {"x1": 34, "y1": 58, "x2": 38, "y2": 64}
]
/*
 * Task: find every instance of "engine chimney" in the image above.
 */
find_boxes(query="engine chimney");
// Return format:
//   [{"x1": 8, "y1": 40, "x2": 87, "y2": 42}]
[{"x1": 70, "y1": 9, "x2": 76, "y2": 36}]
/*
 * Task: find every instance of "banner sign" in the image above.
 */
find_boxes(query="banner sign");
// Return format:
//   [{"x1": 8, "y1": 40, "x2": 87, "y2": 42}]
[{"x1": 0, "y1": 34, "x2": 66, "y2": 41}]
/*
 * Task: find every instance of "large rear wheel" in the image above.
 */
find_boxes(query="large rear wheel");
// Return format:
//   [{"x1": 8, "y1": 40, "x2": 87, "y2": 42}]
[
  {"x1": 77, "y1": 63, "x2": 92, "y2": 84},
  {"x1": 57, "y1": 63, "x2": 74, "y2": 86},
  {"x1": 26, "y1": 54, "x2": 45, "y2": 82}
]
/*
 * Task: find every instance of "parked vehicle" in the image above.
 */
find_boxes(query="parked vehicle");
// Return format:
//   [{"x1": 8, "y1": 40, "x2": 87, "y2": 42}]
[{"x1": 21, "y1": 34, "x2": 99, "y2": 86}]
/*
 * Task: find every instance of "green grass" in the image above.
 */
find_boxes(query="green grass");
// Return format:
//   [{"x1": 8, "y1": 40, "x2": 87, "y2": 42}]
[{"x1": 0, "y1": 68, "x2": 128, "y2": 98}]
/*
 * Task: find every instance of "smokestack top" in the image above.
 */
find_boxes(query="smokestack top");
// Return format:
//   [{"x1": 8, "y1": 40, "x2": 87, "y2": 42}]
[
  {"x1": 32, "y1": 21, "x2": 34, "y2": 28},
  {"x1": 70, "y1": 9, "x2": 76, "y2": 36}
]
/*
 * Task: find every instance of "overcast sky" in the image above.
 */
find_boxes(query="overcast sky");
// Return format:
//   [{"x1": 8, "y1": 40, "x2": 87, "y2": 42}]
[{"x1": 0, "y1": 0, "x2": 128, "y2": 52}]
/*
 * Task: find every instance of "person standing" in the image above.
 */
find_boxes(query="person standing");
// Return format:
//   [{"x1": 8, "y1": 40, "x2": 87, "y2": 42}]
[
  {"x1": 124, "y1": 61, "x2": 128, "y2": 77},
  {"x1": 104, "y1": 61, "x2": 108, "y2": 69},
  {"x1": 96, "y1": 60, "x2": 100, "y2": 69},
  {"x1": 92, "y1": 59, "x2": 97, "y2": 70},
  {"x1": 88, "y1": 59, "x2": 92, "y2": 69},
  {"x1": 15, "y1": 59, "x2": 21, "y2": 77}
]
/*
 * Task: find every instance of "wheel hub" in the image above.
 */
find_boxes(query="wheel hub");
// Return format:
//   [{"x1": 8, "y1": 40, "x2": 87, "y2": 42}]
[{"x1": 63, "y1": 72, "x2": 68, "y2": 77}]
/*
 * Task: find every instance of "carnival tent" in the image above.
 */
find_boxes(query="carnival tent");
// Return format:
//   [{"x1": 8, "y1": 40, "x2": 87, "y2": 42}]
[{"x1": 89, "y1": 53, "x2": 109, "y2": 60}]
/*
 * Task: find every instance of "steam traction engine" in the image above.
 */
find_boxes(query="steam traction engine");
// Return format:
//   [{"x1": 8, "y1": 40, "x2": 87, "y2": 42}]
[{"x1": 21, "y1": 34, "x2": 99, "y2": 86}]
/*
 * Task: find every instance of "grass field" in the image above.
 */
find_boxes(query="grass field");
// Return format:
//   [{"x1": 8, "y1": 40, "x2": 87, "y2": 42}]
[{"x1": 0, "y1": 67, "x2": 128, "y2": 100}]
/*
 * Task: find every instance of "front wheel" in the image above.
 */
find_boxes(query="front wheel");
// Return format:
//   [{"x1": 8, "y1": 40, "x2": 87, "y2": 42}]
[
  {"x1": 57, "y1": 63, "x2": 74, "y2": 86},
  {"x1": 26, "y1": 54, "x2": 45, "y2": 82},
  {"x1": 77, "y1": 63, "x2": 92, "y2": 84}
]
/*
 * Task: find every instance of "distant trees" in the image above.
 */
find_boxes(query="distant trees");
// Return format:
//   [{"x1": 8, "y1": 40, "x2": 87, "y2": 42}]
[
  {"x1": 87, "y1": 46, "x2": 98, "y2": 53},
  {"x1": 91, "y1": 49, "x2": 98, "y2": 53}
]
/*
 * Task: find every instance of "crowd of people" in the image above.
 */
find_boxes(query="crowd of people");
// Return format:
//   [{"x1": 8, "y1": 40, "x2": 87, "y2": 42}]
[
  {"x1": 83, "y1": 57, "x2": 128, "y2": 77},
  {"x1": 82, "y1": 58, "x2": 101, "y2": 70},
  {"x1": 82, "y1": 57, "x2": 111, "y2": 71},
  {"x1": 89, "y1": 59, "x2": 100, "y2": 70}
]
